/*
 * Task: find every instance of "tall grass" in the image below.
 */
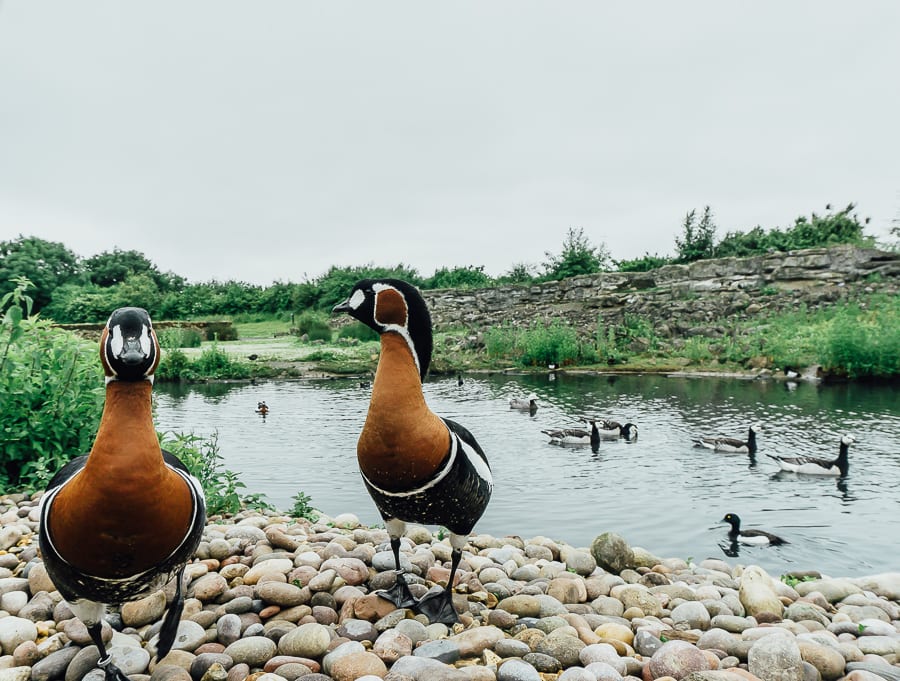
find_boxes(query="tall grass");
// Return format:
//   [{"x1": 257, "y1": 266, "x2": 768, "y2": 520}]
[
  {"x1": 156, "y1": 345, "x2": 253, "y2": 381},
  {"x1": 820, "y1": 301, "x2": 900, "y2": 378},
  {"x1": 485, "y1": 321, "x2": 597, "y2": 367}
]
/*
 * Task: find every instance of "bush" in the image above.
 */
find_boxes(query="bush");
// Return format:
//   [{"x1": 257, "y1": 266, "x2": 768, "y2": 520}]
[
  {"x1": 193, "y1": 345, "x2": 251, "y2": 379},
  {"x1": 485, "y1": 321, "x2": 596, "y2": 367},
  {"x1": 159, "y1": 431, "x2": 270, "y2": 515},
  {"x1": 157, "y1": 327, "x2": 203, "y2": 348},
  {"x1": 156, "y1": 348, "x2": 197, "y2": 381},
  {"x1": 821, "y1": 302, "x2": 900, "y2": 378},
  {"x1": 0, "y1": 278, "x2": 104, "y2": 491},
  {"x1": 295, "y1": 311, "x2": 333, "y2": 342},
  {"x1": 290, "y1": 491, "x2": 319, "y2": 521},
  {"x1": 616, "y1": 253, "x2": 673, "y2": 272},
  {"x1": 337, "y1": 322, "x2": 379, "y2": 342}
]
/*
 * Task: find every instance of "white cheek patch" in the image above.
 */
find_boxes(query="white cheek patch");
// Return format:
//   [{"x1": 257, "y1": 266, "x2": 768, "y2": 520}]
[
  {"x1": 109, "y1": 325, "x2": 124, "y2": 356},
  {"x1": 139, "y1": 325, "x2": 151, "y2": 355},
  {"x1": 348, "y1": 288, "x2": 366, "y2": 310}
]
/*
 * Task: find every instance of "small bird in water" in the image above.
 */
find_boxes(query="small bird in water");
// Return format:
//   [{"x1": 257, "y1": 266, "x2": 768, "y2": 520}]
[
  {"x1": 333, "y1": 279, "x2": 492, "y2": 624},
  {"x1": 721, "y1": 512, "x2": 787, "y2": 546},
  {"x1": 38, "y1": 307, "x2": 206, "y2": 681},
  {"x1": 765, "y1": 435, "x2": 854, "y2": 477},
  {"x1": 509, "y1": 393, "x2": 539, "y2": 415},
  {"x1": 256, "y1": 401, "x2": 269, "y2": 417},
  {"x1": 692, "y1": 423, "x2": 760, "y2": 454}
]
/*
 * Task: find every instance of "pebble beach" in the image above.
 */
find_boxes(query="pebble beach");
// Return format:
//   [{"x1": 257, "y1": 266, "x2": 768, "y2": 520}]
[{"x1": 2, "y1": 493, "x2": 899, "y2": 681}]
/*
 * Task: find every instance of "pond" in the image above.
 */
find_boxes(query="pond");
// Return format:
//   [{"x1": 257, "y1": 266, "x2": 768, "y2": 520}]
[{"x1": 152, "y1": 372, "x2": 900, "y2": 579}]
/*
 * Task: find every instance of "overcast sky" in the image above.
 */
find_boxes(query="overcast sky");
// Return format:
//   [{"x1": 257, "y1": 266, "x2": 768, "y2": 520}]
[{"x1": 1, "y1": 2, "x2": 898, "y2": 286}]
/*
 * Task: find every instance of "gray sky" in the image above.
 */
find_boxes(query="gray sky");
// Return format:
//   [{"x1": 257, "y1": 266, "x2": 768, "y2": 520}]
[{"x1": 1, "y1": 2, "x2": 898, "y2": 286}]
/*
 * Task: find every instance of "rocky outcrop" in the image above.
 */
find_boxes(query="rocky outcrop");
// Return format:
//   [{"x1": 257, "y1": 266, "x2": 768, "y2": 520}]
[{"x1": 423, "y1": 245, "x2": 900, "y2": 340}]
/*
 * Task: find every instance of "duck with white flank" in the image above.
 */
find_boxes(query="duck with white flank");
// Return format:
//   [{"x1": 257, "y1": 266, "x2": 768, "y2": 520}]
[
  {"x1": 591, "y1": 419, "x2": 639, "y2": 441},
  {"x1": 542, "y1": 420, "x2": 600, "y2": 449},
  {"x1": 509, "y1": 393, "x2": 539, "y2": 415},
  {"x1": 721, "y1": 513, "x2": 788, "y2": 545},
  {"x1": 333, "y1": 279, "x2": 493, "y2": 624},
  {"x1": 38, "y1": 308, "x2": 206, "y2": 681},
  {"x1": 765, "y1": 435, "x2": 854, "y2": 476},
  {"x1": 692, "y1": 423, "x2": 760, "y2": 454}
]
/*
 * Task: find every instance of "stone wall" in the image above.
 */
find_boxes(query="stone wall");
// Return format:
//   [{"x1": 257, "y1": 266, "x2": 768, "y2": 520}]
[{"x1": 422, "y1": 245, "x2": 900, "y2": 339}]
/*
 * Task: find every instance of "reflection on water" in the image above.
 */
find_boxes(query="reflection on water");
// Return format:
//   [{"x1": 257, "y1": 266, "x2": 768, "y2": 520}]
[{"x1": 153, "y1": 373, "x2": 900, "y2": 577}]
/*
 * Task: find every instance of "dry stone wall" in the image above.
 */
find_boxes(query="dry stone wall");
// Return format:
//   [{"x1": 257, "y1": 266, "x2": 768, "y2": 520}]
[{"x1": 422, "y1": 245, "x2": 900, "y2": 340}]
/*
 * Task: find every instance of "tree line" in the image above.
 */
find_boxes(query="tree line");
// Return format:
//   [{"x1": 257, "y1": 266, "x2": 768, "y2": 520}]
[{"x1": 0, "y1": 203, "x2": 880, "y2": 323}]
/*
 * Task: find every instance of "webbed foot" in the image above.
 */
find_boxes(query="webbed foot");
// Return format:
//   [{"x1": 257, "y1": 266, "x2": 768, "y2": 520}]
[
  {"x1": 414, "y1": 587, "x2": 459, "y2": 624},
  {"x1": 375, "y1": 571, "x2": 418, "y2": 609}
]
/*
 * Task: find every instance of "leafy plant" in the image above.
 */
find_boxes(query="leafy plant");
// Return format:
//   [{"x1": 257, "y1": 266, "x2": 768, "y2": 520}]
[
  {"x1": 675, "y1": 206, "x2": 717, "y2": 263},
  {"x1": 337, "y1": 322, "x2": 379, "y2": 342},
  {"x1": 542, "y1": 227, "x2": 611, "y2": 281},
  {"x1": 290, "y1": 491, "x2": 319, "y2": 521},
  {"x1": 0, "y1": 278, "x2": 104, "y2": 492},
  {"x1": 157, "y1": 327, "x2": 203, "y2": 348},
  {"x1": 159, "y1": 431, "x2": 269, "y2": 515},
  {"x1": 295, "y1": 311, "x2": 333, "y2": 342}
]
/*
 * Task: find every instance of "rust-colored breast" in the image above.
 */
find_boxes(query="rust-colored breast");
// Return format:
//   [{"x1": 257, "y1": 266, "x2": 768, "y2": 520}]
[
  {"x1": 49, "y1": 465, "x2": 194, "y2": 578},
  {"x1": 357, "y1": 332, "x2": 449, "y2": 491},
  {"x1": 47, "y1": 381, "x2": 194, "y2": 578}
]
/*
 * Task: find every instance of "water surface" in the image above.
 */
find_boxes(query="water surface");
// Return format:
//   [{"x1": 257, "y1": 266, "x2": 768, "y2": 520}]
[{"x1": 153, "y1": 373, "x2": 900, "y2": 578}]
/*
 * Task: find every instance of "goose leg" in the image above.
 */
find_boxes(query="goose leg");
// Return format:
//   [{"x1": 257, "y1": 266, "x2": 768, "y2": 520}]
[
  {"x1": 375, "y1": 536, "x2": 417, "y2": 609},
  {"x1": 415, "y1": 546, "x2": 462, "y2": 625},
  {"x1": 156, "y1": 565, "x2": 187, "y2": 659},
  {"x1": 89, "y1": 623, "x2": 130, "y2": 681}
]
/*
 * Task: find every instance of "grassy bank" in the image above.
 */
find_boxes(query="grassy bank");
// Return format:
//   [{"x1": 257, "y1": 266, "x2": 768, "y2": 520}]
[{"x1": 156, "y1": 293, "x2": 899, "y2": 382}]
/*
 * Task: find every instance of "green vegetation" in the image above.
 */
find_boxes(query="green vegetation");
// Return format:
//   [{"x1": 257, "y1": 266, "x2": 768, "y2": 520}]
[
  {"x1": 3, "y1": 203, "x2": 883, "y2": 327},
  {"x1": 485, "y1": 321, "x2": 598, "y2": 368},
  {"x1": 158, "y1": 432, "x2": 271, "y2": 515},
  {"x1": 0, "y1": 279, "x2": 276, "y2": 507},
  {"x1": 820, "y1": 300, "x2": 900, "y2": 379},
  {"x1": 289, "y1": 491, "x2": 319, "y2": 522},
  {"x1": 0, "y1": 278, "x2": 103, "y2": 492},
  {"x1": 294, "y1": 310, "x2": 333, "y2": 342},
  {"x1": 157, "y1": 345, "x2": 256, "y2": 382}
]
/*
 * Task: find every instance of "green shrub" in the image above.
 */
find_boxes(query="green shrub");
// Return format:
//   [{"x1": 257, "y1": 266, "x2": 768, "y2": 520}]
[
  {"x1": 290, "y1": 491, "x2": 319, "y2": 521},
  {"x1": 0, "y1": 278, "x2": 104, "y2": 492},
  {"x1": 156, "y1": 348, "x2": 197, "y2": 381},
  {"x1": 337, "y1": 322, "x2": 378, "y2": 342},
  {"x1": 193, "y1": 345, "x2": 251, "y2": 379},
  {"x1": 157, "y1": 327, "x2": 203, "y2": 348},
  {"x1": 159, "y1": 431, "x2": 270, "y2": 515},
  {"x1": 615, "y1": 253, "x2": 672, "y2": 272},
  {"x1": 484, "y1": 325, "x2": 517, "y2": 360},
  {"x1": 517, "y1": 321, "x2": 593, "y2": 367},
  {"x1": 821, "y1": 302, "x2": 900, "y2": 378},
  {"x1": 295, "y1": 311, "x2": 333, "y2": 342}
]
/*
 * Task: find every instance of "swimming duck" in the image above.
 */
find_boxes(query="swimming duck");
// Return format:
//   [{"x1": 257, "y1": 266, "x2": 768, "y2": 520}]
[
  {"x1": 256, "y1": 401, "x2": 269, "y2": 416},
  {"x1": 764, "y1": 435, "x2": 854, "y2": 476},
  {"x1": 38, "y1": 308, "x2": 206, "y2": 681},
  {"x1": 692, "y1": 423, "x2": 760, "y2": 454},
  {"x1": 591, "y1": 419, "x2": 639, "y2": 441},
  {"x1": 509, "y1": 394, "x2": 539, "y2": 415},
  {"x1": 333, "y1": 279, "x2": 492, "y2": 624},
  {"x1": 542, "y1": 421, "x2": 600, "y2": 448},
  {"x1": 721, "y1": 513, "x2": 787, "y2": 545}
]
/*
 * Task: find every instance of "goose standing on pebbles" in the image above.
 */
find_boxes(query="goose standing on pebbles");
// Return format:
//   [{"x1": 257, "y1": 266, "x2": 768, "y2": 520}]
[
  {"x1": 765, "y1": 435, "x2": 854, "y2": 476},
  {"x1": 38, "y1": 308, "x2": 206, "y2": 681},
  {"x1": 721, "y1": 513, "x2": 788, "y2": 545},
  {"x1": 333, "y1": 279, "x2": 493, "y2": 624},
  {"x1": 692, "y1": 423, "x2": 761, "y2": 454}
]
